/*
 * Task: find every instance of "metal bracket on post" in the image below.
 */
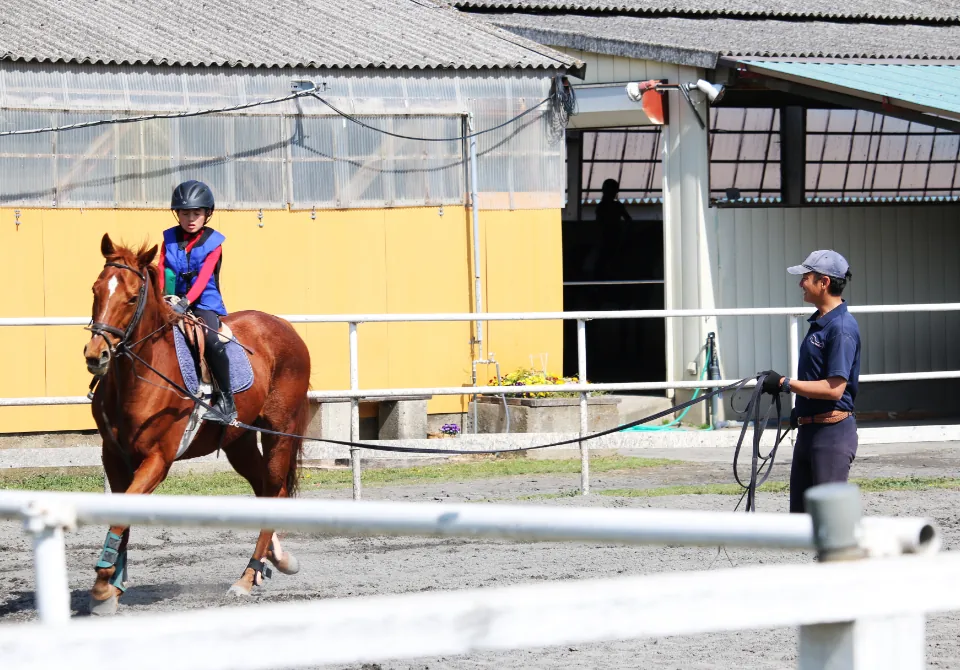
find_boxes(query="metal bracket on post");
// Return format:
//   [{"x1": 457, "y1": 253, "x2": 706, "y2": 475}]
[
  {"x1": 22, "y1": 500, "x2": 76, "y2": 625},
  {"x1": 14, "y1": 209, "x2": 21, "y2": 229}
]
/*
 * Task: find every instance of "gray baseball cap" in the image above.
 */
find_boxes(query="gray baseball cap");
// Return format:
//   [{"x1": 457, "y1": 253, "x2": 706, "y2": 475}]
[{"x1": 787, "y1": 250, "x2": 850, "y2": 278}]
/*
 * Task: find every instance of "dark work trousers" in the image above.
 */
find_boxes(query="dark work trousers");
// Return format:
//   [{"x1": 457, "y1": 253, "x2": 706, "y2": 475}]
[
  {"x1": 191, "y1": 308, "x2": 222, "y2": 352},
  {"x1": 789, "y1": 416, "x2": 858, "y2": 513}
]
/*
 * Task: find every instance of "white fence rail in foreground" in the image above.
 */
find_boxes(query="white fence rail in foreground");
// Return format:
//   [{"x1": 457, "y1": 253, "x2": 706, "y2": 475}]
[
  {"x1": 0, "y1": 486, "x2": 952, "y2": 669},
  {"x1": 3, "y1": 304, "x2": 960, "y2": 499}
]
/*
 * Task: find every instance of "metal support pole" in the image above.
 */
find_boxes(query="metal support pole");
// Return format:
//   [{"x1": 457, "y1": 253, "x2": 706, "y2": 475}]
[
  {"x1": 468, "y1": 113, "x2": 484, "y2": 361},
  {"x1": 788, "y1": 315, "x2": 800, "y2": 412},
  {"x1": 798, "y1": 483, "x2": 924, "y2": 669},
  {"x1": 349, "y1": 322, "x2": 361, "y2": 501},
  {"x1": 23, "y1": 502, "x2": 73, "y2": 624},
  {"x1": 577, "y1": 319, "x2": 589, "y2": 496}
]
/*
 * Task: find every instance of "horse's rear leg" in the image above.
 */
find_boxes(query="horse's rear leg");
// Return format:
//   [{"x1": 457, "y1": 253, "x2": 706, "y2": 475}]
[
  {"x1": 90, "y1": 451, "x2": 170, "y2": 616},
  {"x1": 227, "y1": 425, "x2": 301, "y2": 597}
]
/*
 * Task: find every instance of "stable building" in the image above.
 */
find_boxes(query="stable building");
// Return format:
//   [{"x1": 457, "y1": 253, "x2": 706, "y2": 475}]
[{"x1": 460, "y1": 0, "x2": 960, "y2": 419}]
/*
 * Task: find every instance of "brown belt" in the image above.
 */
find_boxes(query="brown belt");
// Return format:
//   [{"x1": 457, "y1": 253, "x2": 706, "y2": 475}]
[{"x1": 797, "y1": 410, "x2": 852, "y2": 426}]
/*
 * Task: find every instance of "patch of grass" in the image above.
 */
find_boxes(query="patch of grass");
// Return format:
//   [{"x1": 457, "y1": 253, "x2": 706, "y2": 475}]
[
  {"x1": 0, "y1": 455, "x2": 679, "y2": 495},
  {"x1": 0, "y1": 470, "x2": 254, "y2": 496},
  {"x1": 347, "y1": 455, "x2": 679, "y2": 488},
  {"x1": 851, "y1": 476, "x2": 960, "y2": 492},
  {"x1": 0, "y1": 472, "x2": 108, "y2": 493}
]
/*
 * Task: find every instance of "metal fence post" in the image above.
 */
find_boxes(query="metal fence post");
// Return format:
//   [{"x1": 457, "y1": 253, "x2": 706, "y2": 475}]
[
  {"x1": 798, "y1": 483, "x2": 924, "y2": 669},
  {"x1": 23, "y1": 501, "x2": 73, "y2": 624},
  {"x1": 577, "y1": 318, "x2": 589, "y2": 496},
  {"x1": 788, "y1": 315, "x2": 800, "y2": 412},
  {"x1": 349, "y1": 322, "x2": 361, "y2": 501}
]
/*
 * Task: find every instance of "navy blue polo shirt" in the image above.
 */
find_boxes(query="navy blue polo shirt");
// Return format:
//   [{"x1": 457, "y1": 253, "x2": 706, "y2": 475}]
[{"x1": 795, "y1": 302, "x2": 861, "y2": 417}]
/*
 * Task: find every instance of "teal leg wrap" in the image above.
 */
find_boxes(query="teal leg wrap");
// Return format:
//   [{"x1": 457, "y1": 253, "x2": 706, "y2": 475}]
[
  {"x1": 96, "y1": 531, "x2": 123, "y2": 569},
  {"x1": 109, "y1": 551, "x2": 128, "y2": 593}
]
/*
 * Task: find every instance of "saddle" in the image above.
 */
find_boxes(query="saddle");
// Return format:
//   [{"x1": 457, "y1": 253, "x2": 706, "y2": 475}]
[
  {"x1": 169, "y1": 313, "x2": 254, "y2": 397},
  {"x1": 176, "y1": 313, "x2": 236, "y2": 387},
  {"x1": 165, "y1": 298, "x2": 255, "y2": 459}
]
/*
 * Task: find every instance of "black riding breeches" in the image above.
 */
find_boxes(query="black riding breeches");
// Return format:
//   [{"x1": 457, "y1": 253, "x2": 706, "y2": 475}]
[{"x1": 191, "y1": 308, "x2": 223, "y2": 352}]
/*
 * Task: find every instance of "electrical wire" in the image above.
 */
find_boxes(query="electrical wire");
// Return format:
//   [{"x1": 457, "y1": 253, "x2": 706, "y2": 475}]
[
  {"x1": 0, "y1": 77, "x2": 577, "y2": 142},
  {"x1": 0, "y1": 88, "x2": 320, "y2": 137}
]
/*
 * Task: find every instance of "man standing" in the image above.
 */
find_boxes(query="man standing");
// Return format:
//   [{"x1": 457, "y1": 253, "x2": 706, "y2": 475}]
[{"x1": 761, "y1": 250, "x2": 861, "y2": 513}]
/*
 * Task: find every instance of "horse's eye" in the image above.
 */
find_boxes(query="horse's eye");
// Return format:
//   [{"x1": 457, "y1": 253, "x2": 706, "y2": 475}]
[{"x1": 128, "y1": 296, "x2": 138, "y2": 304}]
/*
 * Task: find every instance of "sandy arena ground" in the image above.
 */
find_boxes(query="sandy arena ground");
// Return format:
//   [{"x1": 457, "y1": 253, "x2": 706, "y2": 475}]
[{"x1": 1, "y1": 442, "x2": 959, "y2": 669}]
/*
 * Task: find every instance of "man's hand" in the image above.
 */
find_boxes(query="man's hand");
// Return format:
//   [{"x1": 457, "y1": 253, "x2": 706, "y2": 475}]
[
  {"x1": 172, "y1": 299, "x2": 189, "y2": 315},
  {"x1": 760, "y1": 370, "x2": 785, "y2": 395}
]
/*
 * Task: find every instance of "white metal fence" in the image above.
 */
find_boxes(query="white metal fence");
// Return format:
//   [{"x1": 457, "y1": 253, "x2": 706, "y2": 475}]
[
  {"x1": 3, "y1": 304, "x2": 960, "y2": 499},
  {"x1": 0, "y1": 486, "x2": 953, "y2": 669}
]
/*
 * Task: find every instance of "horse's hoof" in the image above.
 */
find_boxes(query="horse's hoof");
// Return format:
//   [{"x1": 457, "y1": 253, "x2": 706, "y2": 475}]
[
  {"x1": 270, "y1": 552, "x2": 300, "y2": 575},
  {"x1": 89, "y1": 593, "x2": 119, "y2": 616},
  {"x1": 227, "y1": 583, "x2": 252, "y2": 598}
]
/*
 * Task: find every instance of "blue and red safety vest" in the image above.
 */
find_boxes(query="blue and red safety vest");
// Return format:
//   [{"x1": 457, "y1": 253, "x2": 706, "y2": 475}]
[{"x1": 158, "y1": 226, "x2": 227, "y2": 315}]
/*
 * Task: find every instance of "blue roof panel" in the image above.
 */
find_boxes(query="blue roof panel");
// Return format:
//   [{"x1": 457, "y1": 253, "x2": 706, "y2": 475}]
[{"x1": 740, "y1": 62, "x2": 960, "y2": 119}]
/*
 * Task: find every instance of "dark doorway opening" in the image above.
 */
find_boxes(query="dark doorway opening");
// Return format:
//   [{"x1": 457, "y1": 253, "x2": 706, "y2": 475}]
[
  {"x1": 561, "y1": 129, "x2": 666, "y2": 385},
  {"x1": 561, "y1": 207, "x2": 666, "y2": 384}
]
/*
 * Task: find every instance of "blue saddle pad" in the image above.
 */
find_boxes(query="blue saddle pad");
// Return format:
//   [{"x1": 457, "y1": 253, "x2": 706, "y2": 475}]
[{"x1": 172, "y1": 326, "x2": 254, "y2": 397}]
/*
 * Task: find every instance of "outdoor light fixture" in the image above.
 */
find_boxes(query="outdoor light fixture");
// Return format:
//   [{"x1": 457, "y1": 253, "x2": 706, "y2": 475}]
[
  {"x1": 625, "y1": 79, "x2": 726, "y2": 129},
  {"x1": 688, "y1": 79, "x2": 726, "y2": 103}
]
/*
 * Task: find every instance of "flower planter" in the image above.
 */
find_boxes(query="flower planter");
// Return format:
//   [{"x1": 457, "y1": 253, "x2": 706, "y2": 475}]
[{"x1": 471, "y1": 395, "x2": 621, "y2": 434}]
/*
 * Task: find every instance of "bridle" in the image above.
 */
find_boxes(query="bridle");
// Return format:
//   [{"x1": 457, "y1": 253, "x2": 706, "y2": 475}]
[{"x1": 86, "y1": 262, "x2": 150, "y2": 358}]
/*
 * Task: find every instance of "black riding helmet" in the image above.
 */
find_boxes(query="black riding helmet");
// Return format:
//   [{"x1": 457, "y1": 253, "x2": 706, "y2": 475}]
[{"x1": 171, "y1": 180, "x2": 215, "y2": 213}]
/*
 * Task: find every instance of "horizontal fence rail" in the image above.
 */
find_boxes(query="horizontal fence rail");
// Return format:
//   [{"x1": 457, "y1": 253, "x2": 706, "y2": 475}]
[
  {"x1": 3, "y1": 302, "x2": 960, "y2": 327},
  {"x1": 10, "y1": 370, "x2": 960, "y2": 408},
  {"x1": 3, "y1": 554, "x2": 960, "y2": 669},
  {"x1": 0, "y1": 488, "x2": 952, "y2": 669},
  {"x1": 0, "y1": 490, "x2": 939, "y2": 554}
]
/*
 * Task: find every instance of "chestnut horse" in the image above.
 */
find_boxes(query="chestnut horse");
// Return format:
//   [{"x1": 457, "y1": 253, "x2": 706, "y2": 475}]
[{"x1": 82, "y1": 234, "x2": 310, "y2": 615}]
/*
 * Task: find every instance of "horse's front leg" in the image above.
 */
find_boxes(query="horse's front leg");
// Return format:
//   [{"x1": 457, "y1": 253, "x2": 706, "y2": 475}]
[{"x1": 90, "y1": 450, "x2": 171, "y2": 616}]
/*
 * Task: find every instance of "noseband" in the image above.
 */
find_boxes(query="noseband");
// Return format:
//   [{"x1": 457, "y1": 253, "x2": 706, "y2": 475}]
[{"x1": 87, "y1": 262, "x2": 149, "y2": 354}]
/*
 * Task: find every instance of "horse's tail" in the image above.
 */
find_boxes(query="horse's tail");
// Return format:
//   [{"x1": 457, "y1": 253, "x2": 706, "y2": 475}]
[{"x1": 286, "y1": 393, "x2": 309, "y2": 498}]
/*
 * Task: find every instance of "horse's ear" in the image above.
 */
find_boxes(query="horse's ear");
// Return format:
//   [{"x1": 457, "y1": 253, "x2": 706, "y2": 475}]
[
  {"x1": 100, "y1": 233, "x2": 115, "y2": 258},
  {"x1": 138, "y1": 244, "x2": 158, "y2": 268}
]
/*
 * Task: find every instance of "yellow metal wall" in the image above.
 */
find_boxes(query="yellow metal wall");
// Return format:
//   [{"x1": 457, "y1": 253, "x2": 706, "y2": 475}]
[{"x1": 0, "y1": 206, "x2": 563, "y2": 433}]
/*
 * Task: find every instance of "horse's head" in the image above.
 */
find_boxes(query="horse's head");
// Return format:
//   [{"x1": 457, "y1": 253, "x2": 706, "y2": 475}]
[{"x1": 84, "y1": 234, "x2": 158, "y2": 375}]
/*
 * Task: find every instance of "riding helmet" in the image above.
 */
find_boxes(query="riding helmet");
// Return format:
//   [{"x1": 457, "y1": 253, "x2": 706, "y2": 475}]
[{"x1": 171, "y1": 180, "x2": 215, "y2": 212}]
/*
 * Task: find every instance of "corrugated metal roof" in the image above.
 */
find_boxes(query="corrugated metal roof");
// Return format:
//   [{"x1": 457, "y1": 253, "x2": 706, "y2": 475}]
[
  {"x1": 456, "y1": 0, "x2": 960, "y2": 22},
  {"x1": 0, "y1": 0, "x2": 578, "y2": 71},
  {"x1": 739, "y1": 61, "x2": 960, "y2": 120},
  {"x1": 490, "y1": 14, "x2": 960, "y2": 68}
]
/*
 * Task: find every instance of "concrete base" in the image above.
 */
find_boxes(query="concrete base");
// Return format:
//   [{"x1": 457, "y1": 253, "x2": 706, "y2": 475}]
[
  {"x1": 613, "y1": 394, "x2": 675, "y2": 426},
  {"x1": 306, "y1": 401, "x2": 350, "y2": 441},
  {"x1": 378, "y1": 399, "x2": 428, "y2": 439},
  {"x1": 306, "y1": 398, "x2": 429, "y2": 441},
  {"x1": 471, "y1": 395, "x2": 621, "y2": 433}
]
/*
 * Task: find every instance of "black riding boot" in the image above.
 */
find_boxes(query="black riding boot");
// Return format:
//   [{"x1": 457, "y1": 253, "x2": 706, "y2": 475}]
[{"x1": 206, "y1": 340, "x2": 237, "y2": 425}]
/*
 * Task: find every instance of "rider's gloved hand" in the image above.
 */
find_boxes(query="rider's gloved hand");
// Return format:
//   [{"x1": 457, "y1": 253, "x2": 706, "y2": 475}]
[
  {"x1": 760, "y1": 370, "x2": 785, "y2": 395},
  {"x1": 172, "y1": 299, "x2": 189, "y2": 315}
]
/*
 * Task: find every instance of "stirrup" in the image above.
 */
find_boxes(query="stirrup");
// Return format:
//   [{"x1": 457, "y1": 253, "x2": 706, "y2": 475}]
[{"x1": 206, "y1": 395, "x2": 237, "y2": 425}]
